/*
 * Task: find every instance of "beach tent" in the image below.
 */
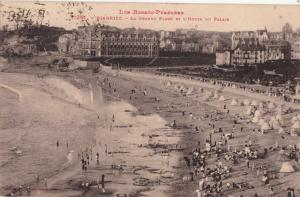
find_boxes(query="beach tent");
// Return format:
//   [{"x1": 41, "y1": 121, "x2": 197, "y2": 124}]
[
  {"x1": 243, "y1": 99, "x2": 250, "y2": 106},
  {"x1": 280, "y1": 162, "x2": 295, "y2": 173},
  {"x1": 270, "y1": 119, "x2": 281, "y2": 129},
  {"x1": 261, "y1": 122, "x2": 271, "y2": 131},
  {"x1": 166, "y1": 81, "x2": 171, "y2": 87},
  {"x1": 246, "y1": 107, "x2": 253, "y2": 115},
  {"x1": 187, "y1": 87, "x2": 194, "y2": 95},
  {"x1": 291, "y1": 116, "x2": 298, "y2": 124},
  {"x1": 219, "y1": 95, "x2": 225, "y2": 101},
  {"x1": 254, "y1": 110, "x2": 262, "y2": 117},
  {"x1": 252, "y1": 116, "x2": 260, "y2": 123},
  {"x1": 278, "y1": 127, "x2": 284, "y2": 134},
  {"x1": 292, "y1": 121, "x2": 300, "y2": 129},
  {"x1": 275, "y1": 113, "x2": 283, "y2": 121},
  {"x1": 230, "y1": 99, "x2": 238, "y2": 106},
  {"x1": 213, "y1": 92, "x2": 219, "y2": 99}
]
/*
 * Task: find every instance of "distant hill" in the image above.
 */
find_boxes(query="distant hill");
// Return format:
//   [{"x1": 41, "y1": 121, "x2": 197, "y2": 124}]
[{"x1": 0, "y1": 25, "x2": 68, "y2": 52}]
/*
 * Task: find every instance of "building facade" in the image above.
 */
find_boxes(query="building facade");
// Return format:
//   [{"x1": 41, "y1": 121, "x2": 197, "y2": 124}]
[
  {"x1": 231, "y1": 44, "x2": 266, "y2": 66},
  {"x1": 217, "y1": 27, "x2": 292, "y2": 66},
  {"x1": 291, "y1": 39, "x2": 300, "y2": 60},
  {"x1": 59, "y1": 26, "x2": 159, "y2": 57},
  {"x1": 216, "y1": 50, "x2": 231, "y2": 65}
]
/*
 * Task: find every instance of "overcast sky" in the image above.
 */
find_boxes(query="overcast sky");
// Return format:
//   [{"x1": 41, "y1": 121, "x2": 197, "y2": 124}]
[{"x1": 1, "y1": 1, "x2": 300, "y2": 32}]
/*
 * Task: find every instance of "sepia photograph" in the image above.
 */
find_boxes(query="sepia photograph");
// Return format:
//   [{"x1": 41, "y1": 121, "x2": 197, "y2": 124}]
[{"x1": 0, "y1": 1, "x2": 300, "y2": 197}]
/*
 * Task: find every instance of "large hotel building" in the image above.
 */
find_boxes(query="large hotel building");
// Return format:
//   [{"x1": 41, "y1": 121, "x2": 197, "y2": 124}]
[{"x1": 58, "y1": 26, "x2": 159, "y2": 57}]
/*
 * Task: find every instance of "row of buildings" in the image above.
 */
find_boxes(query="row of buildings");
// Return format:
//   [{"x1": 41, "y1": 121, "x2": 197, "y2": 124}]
[
  {"x1": 158, "y1": 29, "x2": 220, "y2": 54},
  {"x1": 58, "y1": 26, "x2": 223, "y2": 57},
  {"x1": 58, "y1": 26, "x2": 159, "y2": 57},
  {"x1": 216, "y1": 26, "x2": 300, "y2": 66},
  {"x1": 58, "y1": 24, "x2": 300, "y2": 62}
]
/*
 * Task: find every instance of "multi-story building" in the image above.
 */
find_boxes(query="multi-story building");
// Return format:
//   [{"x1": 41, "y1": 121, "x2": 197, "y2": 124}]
[
  {"x1": 291, "y1": 39, "x2": 300, "y2": 60},
  {"x1": 216, "y1": 50, "x2": 231, "y2": 65},
  {"x1": 231, "y1": 29, "x2": 272, "y2": 49},
  {"x1": 57, "y1": 33, "x2": 74, "y2": 54},
  {"x1": 265, "y1": 41, "x2": 291, "y2": 60},
  {"x1": 59, "y1": 26, "x2": 159, "y2": 57},
  {"x1": 217, "y1": 27, "x2": 292, "y2": 66},
  {"x1": 231, "y1": 44, "x2": 266, "y2": 66}
]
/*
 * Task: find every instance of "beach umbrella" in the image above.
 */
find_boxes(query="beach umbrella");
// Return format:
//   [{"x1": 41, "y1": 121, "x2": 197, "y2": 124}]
[
  {"x1": 230, "y1": 99, "x2": 238, "y2": 106},
  {"x1": 219, "y1": 95, "x2": 225, "y2": 101}
]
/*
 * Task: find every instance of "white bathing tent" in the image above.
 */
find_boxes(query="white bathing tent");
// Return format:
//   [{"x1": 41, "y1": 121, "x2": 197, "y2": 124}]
[
  {"x1": 246, "y1": 106, "x2": 253, "y2": 115},
  {"x1": 261, "y1": 122, "x2": 271, "y2": 131},
  {"x1": 279, "y1": 162, "x2": 295, "y2": 173},
  {"x1": 213, "y1": 92, "x2": 219, "y2": 99},
  {"x1": 254, "y1": 110, "x2": 262, "y2": 117},
  {"x1": 219, "y1": 95, "x2": 225, "y2": 101},
  {"x1": 230, "y1": 98, "x2": 238, "y2": 106},
  {"x1": 292, "y1": 121, "x2": 300, "y2": 129},
  {"x1": 243, "y1": 99, "x2": 250, "y2": 106}
]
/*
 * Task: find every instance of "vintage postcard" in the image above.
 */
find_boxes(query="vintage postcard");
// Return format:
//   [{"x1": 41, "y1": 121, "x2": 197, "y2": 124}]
[{"x1": 0, "y1": 1, "x2": 300, "y2": 197}]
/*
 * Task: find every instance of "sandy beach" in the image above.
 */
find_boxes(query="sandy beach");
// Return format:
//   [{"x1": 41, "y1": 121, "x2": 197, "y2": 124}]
[{"x1": 0, "y1": 67, "x2": 300, "y2": 197}]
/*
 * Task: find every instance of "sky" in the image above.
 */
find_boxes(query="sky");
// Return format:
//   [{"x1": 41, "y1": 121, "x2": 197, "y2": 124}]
[{"x1": 0, "y1": 1, "x2": 300, "y2": 32}]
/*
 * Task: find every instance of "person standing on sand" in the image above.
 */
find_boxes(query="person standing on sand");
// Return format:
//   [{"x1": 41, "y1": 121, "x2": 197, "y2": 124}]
[
  {"x1": 56, "y1": 140, "x2": 59, "y2": 148},
  {"x1": 96, "y1": 152, "x2": 100, "y2": 165},
  {"x1": 36, "y1": 174, "x2": 40, "y2": 183},
  {"x1": 101, "y1": 174, "x2": 105, "y2": 192}
]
